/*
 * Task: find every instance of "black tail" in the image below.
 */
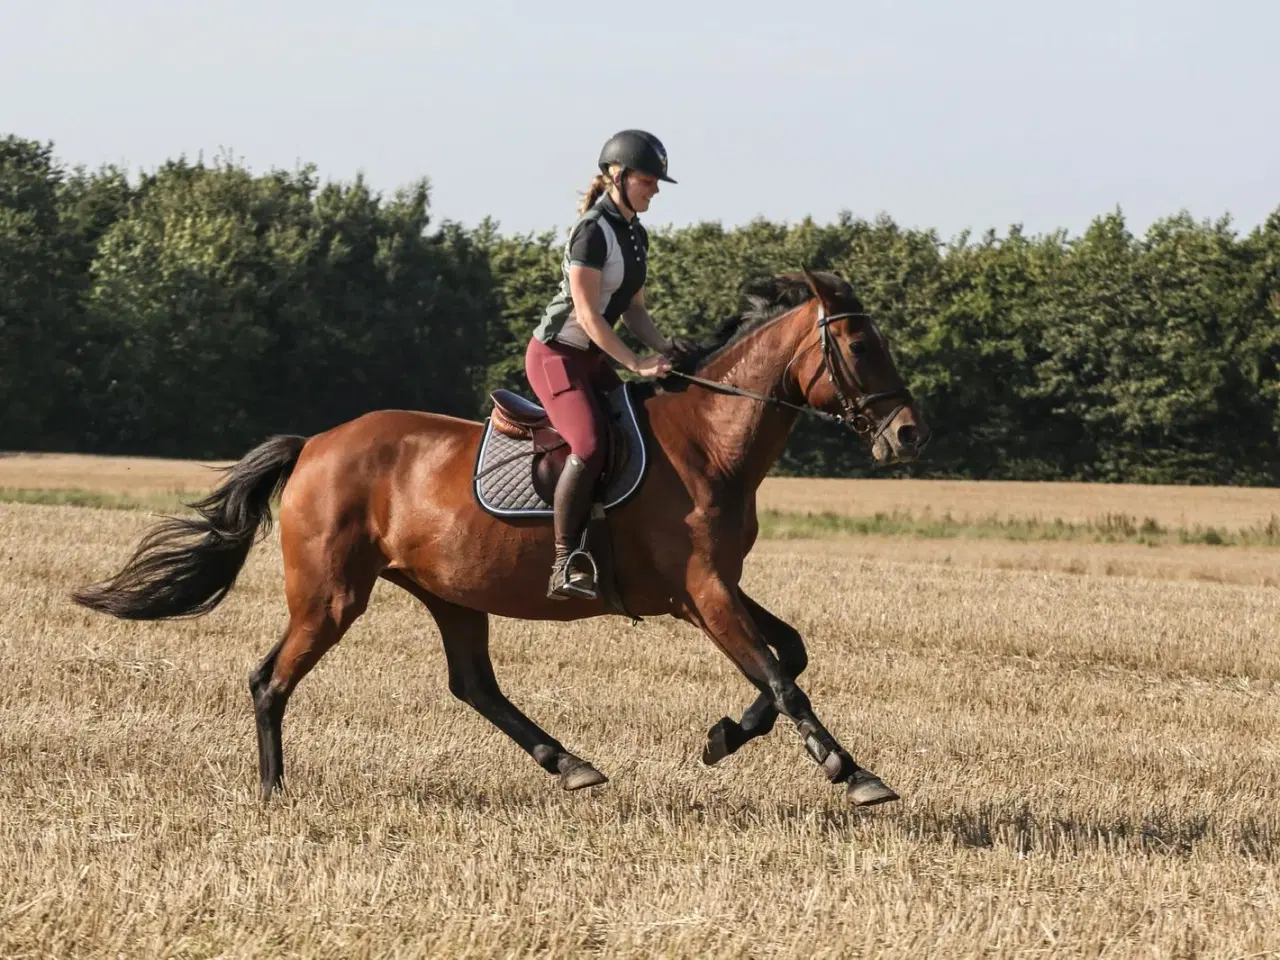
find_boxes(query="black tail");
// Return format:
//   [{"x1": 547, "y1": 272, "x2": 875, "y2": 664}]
[{"x1": 71, "y1": 435, "x2": 308, "y2": 620}]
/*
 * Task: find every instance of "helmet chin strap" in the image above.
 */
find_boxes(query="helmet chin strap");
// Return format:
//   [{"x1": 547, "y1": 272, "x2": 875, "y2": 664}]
[{"x1": 614, "y1": 169, "x2": 636, "y2": 216}]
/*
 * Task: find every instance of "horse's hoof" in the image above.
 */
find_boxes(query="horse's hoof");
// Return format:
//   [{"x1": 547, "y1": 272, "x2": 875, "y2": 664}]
[
  {"x1": 559, "y1": 758, "x2": 609, "y2": 791},
  {"x1": 848, "y1": 770, "x2": 900, "y2": 807},
  {"x1": 702, "y1": 717, "x2": 744, "y2": 766}
]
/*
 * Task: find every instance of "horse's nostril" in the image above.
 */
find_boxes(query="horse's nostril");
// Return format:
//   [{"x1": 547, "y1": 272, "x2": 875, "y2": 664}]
[{"x1": 897, "y1": 424, "x2": 918, "y2": 447}]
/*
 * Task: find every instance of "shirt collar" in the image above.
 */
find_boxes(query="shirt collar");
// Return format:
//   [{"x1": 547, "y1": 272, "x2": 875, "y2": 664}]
[{"x1": 597, "y1": 191, "x2": 637, "y2": 226}]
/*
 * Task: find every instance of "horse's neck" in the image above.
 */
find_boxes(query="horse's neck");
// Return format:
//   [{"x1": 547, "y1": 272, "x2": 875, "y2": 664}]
[{"x1": 676, "y1": 312, "x2": 806, "y2": 492}]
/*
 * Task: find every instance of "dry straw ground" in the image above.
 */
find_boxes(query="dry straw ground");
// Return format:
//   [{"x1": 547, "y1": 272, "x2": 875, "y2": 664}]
[
  {"x1": 2, "y1": 455, "x2": 1278, "y2": 958},
  {"x1": 6, "y1": 452, "x2": 1280, "y2": 529}
]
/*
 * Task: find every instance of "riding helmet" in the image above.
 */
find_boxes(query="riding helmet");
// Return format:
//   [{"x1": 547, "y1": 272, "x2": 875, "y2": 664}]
[{"x1": 598, "y1": 130, "x2": 676, "y2": 183}]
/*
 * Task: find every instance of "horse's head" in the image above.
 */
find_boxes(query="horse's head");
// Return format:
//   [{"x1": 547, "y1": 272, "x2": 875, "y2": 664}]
[{"x1": 783, "y1": 269, "x2": 930, "y2": 464}]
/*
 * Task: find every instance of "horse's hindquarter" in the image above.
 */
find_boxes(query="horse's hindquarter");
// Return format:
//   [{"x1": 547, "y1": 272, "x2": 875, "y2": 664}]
[{"x1": 281, "y1": 410, "x2": 474, "y2": 553}]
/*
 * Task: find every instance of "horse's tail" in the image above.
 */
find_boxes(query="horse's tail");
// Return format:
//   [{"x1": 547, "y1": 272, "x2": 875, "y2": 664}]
[{"x1": 72, "y1": 434, "x2": 308, "y2": 621}]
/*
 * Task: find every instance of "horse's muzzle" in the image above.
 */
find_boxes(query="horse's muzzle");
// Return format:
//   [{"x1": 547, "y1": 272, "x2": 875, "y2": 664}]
[{"x1": 873, "y1": 413, "x2": 930, "y2": 464}]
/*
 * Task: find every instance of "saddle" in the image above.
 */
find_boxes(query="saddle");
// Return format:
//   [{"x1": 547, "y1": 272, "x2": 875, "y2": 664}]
[
  {"x1": 488, "y1": 388, "x2": 631, "y2": 504},
  {"x1": 473, "y1": 385, "x2": 650, "y2": 623}
]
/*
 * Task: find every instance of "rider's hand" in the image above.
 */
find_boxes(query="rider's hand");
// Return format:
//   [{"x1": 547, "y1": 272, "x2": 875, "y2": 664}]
[
  {"x1": 631, "y1": 354, "x2": 673, "y2": 379},
  {"x1": 663, "y1": 336, "x2": 699, "y2": 362}
]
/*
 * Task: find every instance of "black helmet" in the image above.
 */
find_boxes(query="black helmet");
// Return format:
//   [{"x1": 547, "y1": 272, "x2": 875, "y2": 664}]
[{"x1": 598, "y1": 130, "x2": 676, "y2": 183}]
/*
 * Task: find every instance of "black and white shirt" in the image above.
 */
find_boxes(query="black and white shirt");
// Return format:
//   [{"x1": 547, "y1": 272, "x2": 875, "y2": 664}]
[{"x1": 534, "y1": 192, "x2": 648, "y2": 350}]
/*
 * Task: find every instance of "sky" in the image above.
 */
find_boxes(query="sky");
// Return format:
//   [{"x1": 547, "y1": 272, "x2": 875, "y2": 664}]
[{"x1": 3, "y1": 0, "x2": 1276, "y2": 241}]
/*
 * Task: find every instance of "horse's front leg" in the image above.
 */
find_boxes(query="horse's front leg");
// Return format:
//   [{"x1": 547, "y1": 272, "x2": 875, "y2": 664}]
[
  {"x1": 702, "y1": 591, "x2": 806, "y2": 764},
  {"x1": 685, "y1": 578, "x2": 898, "y2": 806}
]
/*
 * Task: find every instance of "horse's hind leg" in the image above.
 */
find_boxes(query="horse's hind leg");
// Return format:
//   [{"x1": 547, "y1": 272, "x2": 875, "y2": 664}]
[
  {"x1": 703, "y1": 591, "x2": 807, "y2": 765},
  {"x1": 249, "y1": 543, "x2": 379, "y2": 799},
  {"x1": 383, "y1": 572, "x2": 607, "y2": 791}
]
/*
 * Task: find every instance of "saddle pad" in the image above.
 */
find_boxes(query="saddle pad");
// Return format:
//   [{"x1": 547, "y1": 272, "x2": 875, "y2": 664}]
[{"x1": 473, "y1": 383, "x2": 648, "y2": 517}]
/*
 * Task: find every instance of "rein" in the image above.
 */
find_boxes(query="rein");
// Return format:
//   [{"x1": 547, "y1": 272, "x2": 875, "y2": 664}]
[
  {"x1": 666, "y1": 370, "x2": 853, "y2": 429},
  {"x1": 667, "y1": 306, "x2": 912, "y2": 442}
]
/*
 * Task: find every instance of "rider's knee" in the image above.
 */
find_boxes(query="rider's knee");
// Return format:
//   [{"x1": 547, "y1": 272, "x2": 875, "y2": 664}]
[{"x1": 571, "y1": 438, "x2": 606, "y2": 475}]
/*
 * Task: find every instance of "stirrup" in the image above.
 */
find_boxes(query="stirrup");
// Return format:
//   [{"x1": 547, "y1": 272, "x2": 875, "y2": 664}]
[
  {"x1": 548, "y1": 527, "x2": 599, "y2": 600},
  {"x1": 548, "y1": 559, "x2": 597, "y2": 600}
]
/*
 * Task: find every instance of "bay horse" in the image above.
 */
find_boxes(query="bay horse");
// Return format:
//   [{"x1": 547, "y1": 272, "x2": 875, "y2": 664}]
[{"x1": 72, "y1": 268, "x2": 930, "y2": 806}]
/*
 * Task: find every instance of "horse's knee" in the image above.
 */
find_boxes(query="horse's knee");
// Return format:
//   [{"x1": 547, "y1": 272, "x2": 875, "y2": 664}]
[
  {"x1": 789, "y1": 647, "x2": 809, "y2": 677},
  {"x1": 248, "y1": 634, "x2": 286, "y2": 695},
  {"x1": 772, "y1": 680, "x2": 811, "y2": 720},
  {"x1": 775, "y1": 628, "x2": 808, "y2": 678}
]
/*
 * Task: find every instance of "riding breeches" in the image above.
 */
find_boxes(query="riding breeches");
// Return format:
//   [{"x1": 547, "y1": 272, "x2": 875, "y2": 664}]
[{"x1": 524, "y1": 336, "x2": 622, "y2": 476}]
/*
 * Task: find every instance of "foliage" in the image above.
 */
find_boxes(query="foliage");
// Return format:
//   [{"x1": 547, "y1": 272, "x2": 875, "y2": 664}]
[{"x1": 2, "y1": 135, "x2": 1277, "y2": 482}]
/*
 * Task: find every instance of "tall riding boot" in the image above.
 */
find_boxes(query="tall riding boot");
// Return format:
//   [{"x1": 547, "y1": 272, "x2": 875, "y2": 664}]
[{"x1": 548, "y1": 454, "x2": 599, "y2": 600}]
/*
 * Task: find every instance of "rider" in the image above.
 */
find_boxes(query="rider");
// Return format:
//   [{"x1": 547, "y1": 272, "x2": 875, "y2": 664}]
[{"x1": 526, "y1": 129, "x2": 693, "y2": 601}]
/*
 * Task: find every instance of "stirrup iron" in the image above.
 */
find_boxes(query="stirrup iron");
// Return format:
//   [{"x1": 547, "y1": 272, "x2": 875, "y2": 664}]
[{"x1": 563, "y1": 523, "x2": 599, "y2": 594}]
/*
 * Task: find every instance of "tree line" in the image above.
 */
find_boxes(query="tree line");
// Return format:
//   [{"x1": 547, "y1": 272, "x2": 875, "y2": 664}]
[{"x1": 3, "y1": 134, "x2": 1278, "y2": 483}]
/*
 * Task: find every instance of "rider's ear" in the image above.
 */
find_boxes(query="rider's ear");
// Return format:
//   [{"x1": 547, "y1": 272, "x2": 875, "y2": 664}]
[{"x1": 800, "y1": 265, "x2": 835, "y2": 315}]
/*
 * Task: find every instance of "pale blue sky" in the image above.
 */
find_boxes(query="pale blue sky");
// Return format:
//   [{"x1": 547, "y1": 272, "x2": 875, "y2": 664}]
[{"x1": 3, "y1": 0, "x2": 1276, "y2": 239}]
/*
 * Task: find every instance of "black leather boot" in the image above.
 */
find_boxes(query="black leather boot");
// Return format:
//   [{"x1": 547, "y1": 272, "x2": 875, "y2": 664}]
[{"x1": 548, "y1": 454, "x2": 599, "y2": 600}]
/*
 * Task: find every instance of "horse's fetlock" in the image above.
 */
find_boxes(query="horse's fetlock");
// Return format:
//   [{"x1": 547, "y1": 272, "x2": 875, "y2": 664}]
[{"x1": 531, "y1": 744, "x2": 562, "y2": 774}]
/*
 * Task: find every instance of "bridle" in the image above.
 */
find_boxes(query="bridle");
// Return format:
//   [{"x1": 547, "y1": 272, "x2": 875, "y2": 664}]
[
  {"x1": 807, "y1": 303, "x2": 915, "y2": 443},
  {"x1": 669, "y1": 302, "x2": 915, "y2": 445}
]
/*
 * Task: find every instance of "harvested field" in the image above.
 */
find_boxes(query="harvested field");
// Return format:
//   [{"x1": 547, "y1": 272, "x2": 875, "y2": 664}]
[{"x1": 1, "y1": 456, "x2": 1278, "y2": 957}]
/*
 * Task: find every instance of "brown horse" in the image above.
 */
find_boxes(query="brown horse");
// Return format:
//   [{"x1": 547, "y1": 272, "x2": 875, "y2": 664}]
[{"x1": 72, "y1": 268, "x2": 930, "y2": 805}]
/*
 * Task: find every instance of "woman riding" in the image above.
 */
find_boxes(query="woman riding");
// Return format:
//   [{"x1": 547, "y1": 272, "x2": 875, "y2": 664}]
[{"x1": 527, "y1": 129, "x2": 694, "y2": 601}]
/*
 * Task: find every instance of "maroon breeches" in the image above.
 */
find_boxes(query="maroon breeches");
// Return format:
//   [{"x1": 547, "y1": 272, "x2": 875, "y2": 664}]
[{"x1": 525, "y1": 337, "x2": 622, "y2": 476}]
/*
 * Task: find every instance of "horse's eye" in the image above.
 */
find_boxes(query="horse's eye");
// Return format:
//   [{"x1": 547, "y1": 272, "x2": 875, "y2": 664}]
[{"x1": 849, "y1": 340, "x2": 867, "y2": 357}]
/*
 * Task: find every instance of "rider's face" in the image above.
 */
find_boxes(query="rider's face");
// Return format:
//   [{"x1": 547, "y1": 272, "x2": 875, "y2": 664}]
[{"x1": 622, "y1": 171, "x2": 660, "y2": 212}]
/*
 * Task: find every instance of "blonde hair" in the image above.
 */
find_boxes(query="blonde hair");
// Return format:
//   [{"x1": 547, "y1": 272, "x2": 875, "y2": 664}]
[{"x1": 577, "y1": 163, "x2": 623, "y2": 215}]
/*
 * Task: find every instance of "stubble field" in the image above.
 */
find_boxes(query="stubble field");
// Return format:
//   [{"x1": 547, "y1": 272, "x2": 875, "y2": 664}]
[{"x1": 1, "y1": 454, "x2": 1278, "y2": 958}]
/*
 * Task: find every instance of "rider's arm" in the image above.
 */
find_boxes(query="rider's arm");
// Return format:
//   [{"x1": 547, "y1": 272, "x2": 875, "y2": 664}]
[
  {"x1": 568, "y1": 264, "x2": 642, "y2": 372},
  {"x1": 619, "y1": 288, "x2": 671, "y2": 354}
]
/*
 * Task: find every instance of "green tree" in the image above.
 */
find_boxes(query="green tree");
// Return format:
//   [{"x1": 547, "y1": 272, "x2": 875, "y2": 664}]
[{"x1": 0, "y1": 137, "x2": 90, "y2": 449}]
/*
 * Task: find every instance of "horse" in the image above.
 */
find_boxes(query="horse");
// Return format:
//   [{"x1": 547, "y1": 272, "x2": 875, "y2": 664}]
[{"x1": 72, "y1": 268, "x2": 930, "y2": 806}]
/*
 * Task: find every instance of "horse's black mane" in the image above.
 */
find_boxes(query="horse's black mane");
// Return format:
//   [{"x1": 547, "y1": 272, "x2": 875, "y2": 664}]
[
  {"x1": 627, "y1": 271, "x2": 856, "y2": 401},
  {"x1": 676, "y1": 271, "x2": 852, "y2": 372}
]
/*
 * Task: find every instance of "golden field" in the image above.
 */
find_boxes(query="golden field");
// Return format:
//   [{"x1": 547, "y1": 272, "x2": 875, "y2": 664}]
[
  {"x1": 1, "y1": 454, "x2": 1278, "y2": 958},
  {"x1": 7, "y1": 452, "x2": 1280, "y2": 530}
]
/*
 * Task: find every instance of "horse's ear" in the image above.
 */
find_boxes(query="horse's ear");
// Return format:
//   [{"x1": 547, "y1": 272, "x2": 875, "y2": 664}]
[{"x1": 800, "y1": 265, "x2": 834, "y2": 312}]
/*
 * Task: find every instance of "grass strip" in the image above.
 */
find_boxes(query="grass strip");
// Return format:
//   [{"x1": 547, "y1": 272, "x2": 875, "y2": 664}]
[
  {"x1": 758, "y1": 508, "x2": 1280, "y2": 547},
  {"x1": 4, "y1": 488, "x2": 1278, "y2": 548}
]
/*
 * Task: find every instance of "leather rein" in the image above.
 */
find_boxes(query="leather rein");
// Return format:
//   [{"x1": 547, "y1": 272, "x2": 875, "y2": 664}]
[{"x1": 666, "y1": 304, "x2": 913, "y2": 443}]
